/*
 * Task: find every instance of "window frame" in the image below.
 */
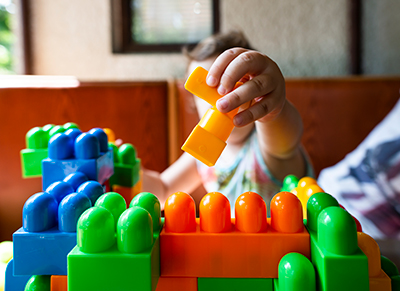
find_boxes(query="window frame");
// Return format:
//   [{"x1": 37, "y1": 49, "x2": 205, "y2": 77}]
[{"x1": 111, "y1": 0, "x2": 220, "y2": 53}]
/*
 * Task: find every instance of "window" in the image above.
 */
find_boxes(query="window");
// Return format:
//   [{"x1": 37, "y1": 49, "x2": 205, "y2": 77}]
[
  {"x1": 0, "y1": 0, "x2": 15, "y2": 73},
  {"x1": 111, "y1": 0, "x2": 220, "y2": 53}
]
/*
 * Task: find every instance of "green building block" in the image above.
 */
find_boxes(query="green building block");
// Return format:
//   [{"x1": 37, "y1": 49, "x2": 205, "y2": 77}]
[
  {"x1": 306, "y1": 193, "x2": 369, "y2": 291},
  {"x1": 109, "y1": 143, "x2": 141, "y2": 188},
  {"x1": 381, "y1": 255, "x2": 400, "y2": 291},
  {"x1": 280, "y1": 174, "x2": 299, "y2": 192},
  {"x1": 21, "y1": 127, "x2": 49, "y2": 178},
  {"x1": 21, "y1": 123, "x2": 80, "y2": 178},
  {"x1": 198, "y1": 277, "x2": 273, "y2": 291},
  {"x1": 68, "y1": 192, "x2": 161, "y2": 291},
  {"x1": 24, "y1": 275, "x2": 51, "y2": 291},
  {"x1": 274, "y1": 252, "x2": 316, "y2": 291}
]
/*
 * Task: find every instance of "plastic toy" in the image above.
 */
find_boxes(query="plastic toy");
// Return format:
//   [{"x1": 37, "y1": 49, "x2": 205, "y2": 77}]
[
  {"x1": 198, "y1": 278, "x2": 273, "y2": 291},
  {"x1": 41, "y1": 128, "x2": 113, "y2": 189},
  {"x1": 67, "y1": 192, "x2": 162, "y2": 291},
  {"x1": 160, "y1": 191, "x2": 310, "y2": 278},
  {"x1": 20, "y1": 123, "x2": 80, "y2": 178},
  {"x1": 182, "y1": 66, "x2": 245, "y2": 167},
  {"x1": 155, "y1": 277, "x2": 197, "y2": 291},
  {"x1": 109, "y1": 143, "x2": 142, "y2": 201},
  {"x1": 50, "y1": 276, "x2": 67, "y2": 291},
  {"x1": 306, "y1": 192, "x2": 369, "y2": 291},
  {"x1": 274, "y1": 252, "x2": 316, "y2": 291},
  {"x1": 358, "y1": 232, "x2": 391, "y2": 290},
  {"x1": 4, "y1": 260, "x2": 30, "y2": 291},
  {"x1": 24, "y1": 275, "x2": 51, "y2": 291},
  {"x1": 381, "y1": 255, "x2": 400, "y2": 290},
  {"x1": 13, "y1": 174, "x2": 104, "y2": 276}
]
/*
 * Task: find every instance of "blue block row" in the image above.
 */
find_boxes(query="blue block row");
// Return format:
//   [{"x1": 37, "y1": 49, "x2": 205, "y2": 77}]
[{"x1": 42, "y1": 128, "x2": 114, "y2": 190}]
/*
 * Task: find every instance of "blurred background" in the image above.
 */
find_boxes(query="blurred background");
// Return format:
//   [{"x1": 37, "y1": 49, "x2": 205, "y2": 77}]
[{"x1": 1, "y1": 0, "x2": 400, "y2": 80}]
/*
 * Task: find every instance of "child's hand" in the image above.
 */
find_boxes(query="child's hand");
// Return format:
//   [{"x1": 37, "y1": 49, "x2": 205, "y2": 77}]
[{"x1": 206, "y1": 48, "x2": 285, "y2": 127}]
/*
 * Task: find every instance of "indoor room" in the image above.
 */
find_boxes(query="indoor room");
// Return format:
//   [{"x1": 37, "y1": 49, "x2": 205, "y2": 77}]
[{"x1": 1, "y1": 0, "x2": 400, "y2": 290}]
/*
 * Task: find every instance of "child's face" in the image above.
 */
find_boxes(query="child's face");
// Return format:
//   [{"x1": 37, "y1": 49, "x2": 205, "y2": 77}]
[{"x1": 187, "y1": 58, "x2": 255, "y2": 145}]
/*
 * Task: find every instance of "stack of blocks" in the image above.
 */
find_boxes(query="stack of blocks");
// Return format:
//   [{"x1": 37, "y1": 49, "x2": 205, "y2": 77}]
[{"x1": 6, "y1": 123, "x2": 400, "y2": 291}]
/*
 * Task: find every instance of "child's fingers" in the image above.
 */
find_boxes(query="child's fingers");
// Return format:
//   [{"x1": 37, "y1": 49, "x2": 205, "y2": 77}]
[
  {"x1": 232, "y1": 92, "x2": 285, "y2": 127},
  {"x1": 206, "y1": 47, "x2": 249, "y2": 87},
  {"x1": 216, "y1": 51, "x2": 272, "y2": 96},
  {"x1": 216, "y1": 74, "x2": 273, "y2": 113}
]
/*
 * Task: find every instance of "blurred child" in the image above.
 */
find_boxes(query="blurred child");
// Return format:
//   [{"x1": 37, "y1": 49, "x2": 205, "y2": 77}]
[{"x1": 142, "y1": 31, "x2": 313, "y2": 212}]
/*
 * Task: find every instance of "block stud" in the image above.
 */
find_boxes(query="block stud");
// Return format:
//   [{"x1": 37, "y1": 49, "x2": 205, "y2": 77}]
[
  {"x1": 200, "y1": 192, "x2": 231, "y2": 233},
  {"x1": 117, "y1": 206, "x2": 153, "y2": 253},
  {"x1": 130, "y1": 192, "x2": 161, "y2": 233},
  {"x1": 270, "y1": 191, "x2": 303, "y2": 233},
  {"x1": 235, "y1": 192, "x2": 267, "y2": 233},
  {"x1": 164, "y1": 192, "x2": 196, "y2": 233}
]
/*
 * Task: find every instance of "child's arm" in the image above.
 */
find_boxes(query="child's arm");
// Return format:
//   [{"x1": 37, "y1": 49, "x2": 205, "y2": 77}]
[
  {"x1": 141, "y1": 152, "x2": 203, "y2": 207},
  {"x1": 206, "y1": 48, "x2": 306, "y2": 180}
]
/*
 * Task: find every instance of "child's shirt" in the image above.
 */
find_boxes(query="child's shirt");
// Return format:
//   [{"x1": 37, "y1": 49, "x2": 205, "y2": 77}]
[
  {"x1": 318, "y1": 98, "x2": 400, "y2": 239},
  {"x1": 196, "y1": 129, "x2": 314, "y2": 215}
]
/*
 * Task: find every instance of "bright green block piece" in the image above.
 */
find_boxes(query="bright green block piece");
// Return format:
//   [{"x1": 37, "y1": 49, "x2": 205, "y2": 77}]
[
  {"x1": 68, "y1": 233, "x2": 160, "y2": 291},
  {"x1": 307, "y1": 207, "x2": 369, "y2": 291},
  {"x1": 274, "y1": 252, "x2": 316, "y2": 291},
  {"x1": 391, "y1": 275, "x2": 400, "y2": 291},
  {"x1": 24, "y1": 275, "x2": 51, "y2": 291},
  {"x1": 109, "y1": 162, "x2": 140, "y2": 187},
  {"x1": 68, "y1": 193, "x2": 162, "y2": 291},
  {"x1": 109, "y1": 143, "x2": 141, "y2": 188},
  {"x1": 20, "y1": 149, "x2": 48, "y2": 177},
  {"x1": 197, "y1": 277, "x2": 273, "y2": 291}
]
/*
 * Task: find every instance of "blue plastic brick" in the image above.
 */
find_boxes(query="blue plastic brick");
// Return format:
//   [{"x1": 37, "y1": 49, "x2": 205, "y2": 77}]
[
  {"x1": 5, "y1": 259, "x2": 30, "y2": 291},
  {"x1": 13, "y1": 227, "x2": 77, "y2": 276},
  {"x1": 14, "y1": 176, "x2": 104, "y2": 276},
  {"x1": 41, "y1": 130, "x2": 114, "y2": 190}
]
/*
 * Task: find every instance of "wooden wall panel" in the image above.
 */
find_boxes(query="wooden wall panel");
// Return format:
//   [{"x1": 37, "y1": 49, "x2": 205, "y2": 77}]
[
  {"x1": 286, "y1": 77, "x2": 400, "y2": 176},
  {"x1": 0, "y1": 82, "x2": 168, "y2": 241}
]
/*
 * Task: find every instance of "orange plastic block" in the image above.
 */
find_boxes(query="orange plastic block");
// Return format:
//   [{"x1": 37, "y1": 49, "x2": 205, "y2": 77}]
[
  {"x1": 51, "y1": 275, "x2": 67, "y2": 291},
  {"x1": 155, "y1": 277, "x2": 197, "y2": 291},
  {"x1": 182, "y1": 66, "x2": 241, "y2": 167},
  {"x1": 161, "y1": 191, "x2": 310, "y2": 278},
  {"x1": 357, "y1": 232, "x2": 391, "y2": 291}
]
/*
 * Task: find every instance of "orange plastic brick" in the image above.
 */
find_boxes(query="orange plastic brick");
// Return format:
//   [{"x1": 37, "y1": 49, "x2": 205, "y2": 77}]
[
  {"x1": 160, "y1": 191, "x2": 310, "y2": 278},
  {"x1": 51, "y1": 275, "x2": 67, "y2": 291},
  {"x1": 155, "y1": 277, "x2": 198, "y2": 291},
  {"x1": 182, "y1": 66, "x2": 241, "y2": 167},
  {"x1": 357, "y1": 232, "x2": 391, "y2": 291}
]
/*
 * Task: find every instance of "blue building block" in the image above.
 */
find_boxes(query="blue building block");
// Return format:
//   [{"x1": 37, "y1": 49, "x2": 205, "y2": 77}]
[
  {"x1": 13, "y1": 227, "x2": 77, "y2": 276},
  {"x1": 5, "y1": 259, "x2": 31, "y2": 291},
  {"x1": 14, "y1": 176, "x2": 104, "y2": 276},
  {"x1": 41, "y1": 129, "x2": 114, "y2": 190}
]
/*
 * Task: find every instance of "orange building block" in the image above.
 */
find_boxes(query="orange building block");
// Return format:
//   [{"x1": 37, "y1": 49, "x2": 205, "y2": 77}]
[
  {"x1": 357, "y1": 232, "x2": 391, "y2": 291},
  {"x1": 155, "y1": 277, "x2": 197, "y2": 291},
  {"x1": 160, "y1": 191, "x2": 310, "y2": 278},
  {"x1": 51, "y1": 275, "x2": 67, "y2": 291},
  {"x1": 182, "y1": 66, "x2": 242, "y2": 166}
]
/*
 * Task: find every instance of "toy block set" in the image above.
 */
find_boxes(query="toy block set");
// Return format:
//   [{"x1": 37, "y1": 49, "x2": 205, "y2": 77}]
[{"x1": 3, "y1": 119, "x2": 400, "y2": 291}]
